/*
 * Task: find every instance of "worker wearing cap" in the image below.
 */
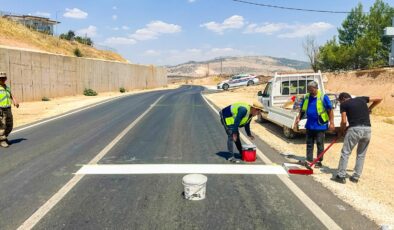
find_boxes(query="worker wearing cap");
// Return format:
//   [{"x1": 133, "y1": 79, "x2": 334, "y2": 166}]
[
  {"x1": 0, "y1": 72, "x2": 19, "y2": 148},
  {"x1": 219, "y1": 102, "x2": 263, "y2": 163}
]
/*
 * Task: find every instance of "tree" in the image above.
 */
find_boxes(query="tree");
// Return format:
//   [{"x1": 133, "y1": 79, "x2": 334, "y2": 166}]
[
  {"x1": 303, "y1": 36, "x2": 320, "y2": 72},
  {"x1": 318, "y1": 0, "x2": 394, "y2": 71},
  {"x1": 74, "y1": 36, "x2": 94, "y2": 46},
  {"x1": 338, "y1": 3, "x2": 367, "y2": 46},
  {"x1": 59, "y1": 30, "x2": 75, "y2": 41}
]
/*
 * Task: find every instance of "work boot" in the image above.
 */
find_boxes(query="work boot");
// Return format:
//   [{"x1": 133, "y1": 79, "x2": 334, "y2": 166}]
[
  {"x1": 228, "y1": 156, "x2": 240, "y2": 163},
  {"x1": 332, "y1": 175, "x2": 346, "y2": 184},
  {"x1": 0, "y1": 141, "x2": 9, "y2": 148},
  {"x1": 349, "y1": 176, "x2": 359, "y2": 183},
  {"x1": 315, "y1": 161, "x2": 323, "y2": 168}
]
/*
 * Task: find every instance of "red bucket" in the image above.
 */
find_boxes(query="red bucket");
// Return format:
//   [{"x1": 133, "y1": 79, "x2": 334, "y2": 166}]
[{"x1": 242, "y1": 144, "x2": 256, "y2": 162}]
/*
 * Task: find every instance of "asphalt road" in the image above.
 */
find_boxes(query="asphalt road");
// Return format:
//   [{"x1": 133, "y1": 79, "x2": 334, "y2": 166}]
[{"x1": 0, "y1": 85, "x2": 377, "y2": 230}]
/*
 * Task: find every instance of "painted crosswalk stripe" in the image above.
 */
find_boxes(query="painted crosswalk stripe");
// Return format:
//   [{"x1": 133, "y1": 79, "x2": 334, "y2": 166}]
[{"x1": 76, "y1": 164, "x2": 288, "y2": 175}]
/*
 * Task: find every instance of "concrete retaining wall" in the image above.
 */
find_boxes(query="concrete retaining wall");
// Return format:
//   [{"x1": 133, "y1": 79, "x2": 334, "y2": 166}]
[{"x1": 0, "y1": 47, "x2": 167, "y2": 102}]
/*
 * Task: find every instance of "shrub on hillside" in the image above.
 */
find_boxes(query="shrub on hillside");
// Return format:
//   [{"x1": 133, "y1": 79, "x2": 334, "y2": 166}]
[
  {"x1": 74, "y1": 48, "x2": 83, "y2": 57},
  {"x1": 119, "y1": 87, "x2": 126, "y2": 93},
  {"x1": 41, "y1": 96, "x2": 50, "y2": 101},
  {"x1": 83, "y1": 88, "x2": 98, "y2": 96}
]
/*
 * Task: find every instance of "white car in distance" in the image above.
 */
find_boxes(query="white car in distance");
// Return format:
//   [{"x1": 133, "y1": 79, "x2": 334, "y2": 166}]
[{"x1": 217, "y1": 74, "x2": 259, "y2": 90}]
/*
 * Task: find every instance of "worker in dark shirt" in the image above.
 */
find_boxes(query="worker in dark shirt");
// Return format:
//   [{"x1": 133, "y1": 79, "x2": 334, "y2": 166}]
[
  {"x1": 333, "y1": 92, "x2": 382, "y2": 184},
  {"x1": 219, "y1": 102, "x2": 263, "y2": 163}
]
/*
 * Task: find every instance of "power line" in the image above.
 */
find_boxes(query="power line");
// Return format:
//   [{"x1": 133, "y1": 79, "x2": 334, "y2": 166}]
[{"x1": 233, "y1": 0, "x2": 354, "y2": 14}]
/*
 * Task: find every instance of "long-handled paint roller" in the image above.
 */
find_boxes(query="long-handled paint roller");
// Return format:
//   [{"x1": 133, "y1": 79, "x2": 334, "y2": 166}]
[{"x1": 283, "y1": 138, "x2": 338, "y2": 175}]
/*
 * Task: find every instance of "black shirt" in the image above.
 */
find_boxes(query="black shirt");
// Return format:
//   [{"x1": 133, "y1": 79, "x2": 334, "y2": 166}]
[{"x1": 340, "y1": 97, "x2": 371, "y2": 127}]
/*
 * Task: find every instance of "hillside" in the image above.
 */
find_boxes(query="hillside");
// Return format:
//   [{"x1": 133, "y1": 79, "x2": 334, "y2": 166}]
[
  {"x1": 0, "y1": 17, "x2": 127, "y2": 62},
  {"x1": 168, "y1": 56, "x2": 310, "y2": 77}
]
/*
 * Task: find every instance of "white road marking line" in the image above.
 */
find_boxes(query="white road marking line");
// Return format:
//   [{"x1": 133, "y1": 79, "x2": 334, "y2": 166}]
[
  {"x1": 76, "y1": 164, "x2": 288, "y2": 175},
  {"x1": 17, "y1": 95, "x2": 165, "y2": 230},
  {"x1": 200, "y1": 93, "x2": 342, "y2": 230}
]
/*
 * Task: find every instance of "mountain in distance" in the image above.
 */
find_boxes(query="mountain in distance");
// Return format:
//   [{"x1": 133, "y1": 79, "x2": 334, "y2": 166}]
[{"x1": 167, "y1": 56, "x2": 311, "y2": 77}]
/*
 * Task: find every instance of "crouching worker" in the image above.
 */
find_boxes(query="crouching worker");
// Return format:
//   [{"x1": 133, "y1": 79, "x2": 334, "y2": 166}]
[
  {"x1": 333, "y1": 92, "x2": 382, "y2": 184},
  {"x1": 219, "y1": 102, "x2": 263, "y2": 163}
]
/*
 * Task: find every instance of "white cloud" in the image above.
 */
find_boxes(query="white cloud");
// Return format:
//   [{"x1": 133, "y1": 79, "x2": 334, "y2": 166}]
[
  {"x1": 130, "y1": 21, "x2": 181, "y2": 41},
  {"x1": 122, "y1": 26, "x2": 130, "y2": 30},
  {"x1": 144, "y1": 49, "x2": 161, "y2": 56},
  {"x1": 34, "y1": 11, "x2": 51, "y2": 18},
  {"x1": 188, "y1": 0, "x2": 196, "y2": 2},
  {"x1": 77, "y1": 25, "x2": 97, "y2": 37},
  {"x1": 131, "y1": 28, "x2": 158, "y2": 40},
  {"x1": 112, "y1": 15, "x2": 118, "y2": 20},
  {"x1": 63, "y1": 8, "x2": 88, "y2": 19},
  {"x1": 104, "y1": 37, "x2": 136, "y2": 45},
  {"x1": 201, "y1": 15, "x2": 244, "y2": 34},
  {"x1": 112, "y1": 27, "x2": 120, "y2": 31},
  {"x1": 112, "y1": 6, "x2": 117, "y2": 10},
  {"x1": 244, "y1": 23, "x2": 289, "y2": 35},
  {"x1": 278, "y1": 22, "x2": 333, "y2": 38},
  {"x1": 243, "y1": 21, "x2": 333, "y2": 38}
]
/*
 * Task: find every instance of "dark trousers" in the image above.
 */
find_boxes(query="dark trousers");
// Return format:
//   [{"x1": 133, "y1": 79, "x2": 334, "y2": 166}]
[
  {"x1": 219, "y1": 112, "x2": 242, "y2": 156},
  {"x1": 306, "y1": 130, "x2": 325, "y2": 162},
  {"x1": 0, "y1": 108, "x2": 13, "y2": 141}
]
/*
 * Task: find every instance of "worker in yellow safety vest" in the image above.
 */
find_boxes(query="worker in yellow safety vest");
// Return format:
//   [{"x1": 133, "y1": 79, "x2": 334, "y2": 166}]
[
  {"x1": 295, "y1": 81, "x2": 334, "y2": 167},
  {"x1": 219, "y1": 102, "x2": 263, "y2": 163},
  {"x1": 0, "y1": 72, "x2": 19, "y2": 148}
]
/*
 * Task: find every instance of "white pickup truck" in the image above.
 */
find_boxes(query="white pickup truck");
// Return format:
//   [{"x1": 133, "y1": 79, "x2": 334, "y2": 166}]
[{"x1": 257, "y1": 71, "x2": 341, "y2": 138}]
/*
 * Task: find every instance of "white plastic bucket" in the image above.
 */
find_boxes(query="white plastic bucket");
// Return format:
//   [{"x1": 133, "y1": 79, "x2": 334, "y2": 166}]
[{"x1": 182, "y1": 174, "x2": 208, "y2": 200}]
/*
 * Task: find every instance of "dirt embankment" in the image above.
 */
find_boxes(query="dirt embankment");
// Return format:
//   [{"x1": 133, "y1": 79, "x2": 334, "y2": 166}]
[
  {"x1": 325, "y1": 68, "x2": 394, "y2": 116},
  {"x1": 0, "y1": 18, "x2": 126, "y2": 62}
]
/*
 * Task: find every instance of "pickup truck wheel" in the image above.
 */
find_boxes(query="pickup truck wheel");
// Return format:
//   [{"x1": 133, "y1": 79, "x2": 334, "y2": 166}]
[
  {"x1": 283, "y1": 126, "x2": 296, "y2": 139},
  {"x1": 222, "y1": 84, "x2": 229, "y2": 90},
  {"x1": 247, "y1": 81, "x2": 254, "y2": 86}
]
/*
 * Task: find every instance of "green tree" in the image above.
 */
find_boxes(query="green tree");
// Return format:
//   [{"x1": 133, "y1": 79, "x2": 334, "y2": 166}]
[
  {"x1": 59, "y1": 30, "x2": 75, "y2": 41},
  {"x1": 318, "y1": 0, "x2": 394, "y2": 70},
  {"x1": 338, "y1": 3, "x2": 367, "y2": 46}
]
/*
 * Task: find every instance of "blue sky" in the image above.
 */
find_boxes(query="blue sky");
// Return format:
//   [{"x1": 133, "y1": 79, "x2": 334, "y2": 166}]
[{"x1": 0, "y1": 0, "x2": 391, "y2": 65}]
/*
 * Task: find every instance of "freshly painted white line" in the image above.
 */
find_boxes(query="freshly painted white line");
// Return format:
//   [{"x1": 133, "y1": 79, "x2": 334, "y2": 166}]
[
  {"x1": 17, "y1": 95, "x2": 165, "y2": 230},
  {"x1": 76, "y1": 164, "x2": 288, "y2": 175},
  {"x1": 200, "y1": 93, "x2": 342, "y2": 230}
]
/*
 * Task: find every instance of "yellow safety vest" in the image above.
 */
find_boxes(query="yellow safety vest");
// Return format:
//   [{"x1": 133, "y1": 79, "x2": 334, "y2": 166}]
[
  {"x1": 0, "y1": 85, "x2": 12, "y2": 108},
  {"x1": 302, "y1": 90, "x2": 329, "y2": 124},
  {"x1": 225, "y1": 102, "x2": 252, "y2": 126}
]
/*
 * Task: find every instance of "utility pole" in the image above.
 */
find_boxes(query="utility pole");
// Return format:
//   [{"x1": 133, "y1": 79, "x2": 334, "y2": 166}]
[
  {"x1": 207, "y1": 62, "x2": 210, "y2": 77},
  {"x1": 384, "y1": 17, "x2": 394, "y2": 66},
  {"x1": 220, "y1": 57, "x2": 223, "y2": 76},
  {"x1": 55, "y1": 10, "x2": 61, "y2": 46}
]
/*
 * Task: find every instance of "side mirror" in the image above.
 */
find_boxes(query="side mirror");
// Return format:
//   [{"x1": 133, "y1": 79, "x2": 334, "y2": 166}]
[{"x1": 257, "y1": 91, "x2": 263, "y2": 96}]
